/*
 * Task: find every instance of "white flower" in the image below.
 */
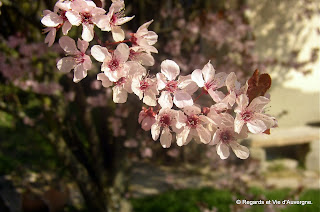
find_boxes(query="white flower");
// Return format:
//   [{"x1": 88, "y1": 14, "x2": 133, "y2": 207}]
[
  {"x1": 138, "y1": 107, "x2": 156, "y2": 131},
  {"x1": 129, "y1": 47, "x2": 155, "y2": 66},
  {"x1": 130, "y1": 20, "x2": 158, "y2": 53},
  {"x1": 151, "y1": 108, "x2": 177, "y2": 148},
  {"x1": 234, "y1": 94, "x2": 276, "y2": 134},
  {"x1": 57, "y1": 36, "x2": 92, "y2": 83},
  {"x1": 91, "y1": 43, "x2": 130, "y2": 82},
  {"x1": 209, "y1": 113, "x2": 249, "y2": 160},
  {"x1": 175, "y1": 105, "x2": 214, "y2": 146},
  {"x1": 221, "y1": 72, "x2": 248, "y2": 107},
  {"x1": 43, "y1": 27, "x2": 56, "y2": 47},
  {"x1": 97, "y1": 61, "x2": 145, "y2": 103},
  {"x1": 100, "y1": 1, "x2": 134, "y2": 41},
  {"x1": 65, "y1": 0, "x2": 109, "y2": 41},
  {"x1": 41, "y1": 9, "x2": 72, "y2": 46},
  {"x1": 131, "y1": 75, "x2": 159, "y2": 106},
  {"x1": 157, "y1": 60, "x2": 198, "y2": 108},
  {"x1": 191, "y1": 61, "x2": 227, "y2": 102}
]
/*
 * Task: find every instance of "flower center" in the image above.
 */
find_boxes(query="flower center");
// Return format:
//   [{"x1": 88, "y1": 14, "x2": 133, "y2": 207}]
[
  {"x1": 220, "y1": 131, "x2": 231, "y2": 143},
  {"x1": 241, "y1": 111, "x2": 252, "y2": 122},
  {"x1": 129, "y1": 49, "x2": 139, "y2": 61},
  {"x1": 165, "y1": 81, "x2": 178, "y2": 93},
  {"x1": 110, "y1": 11, "x2": 124, "y2": 25},
  {"x1": 187, "y1": 115, "x2": 199, "y2": 128},
  {"x1": 204, "y1": 80, "x2": 217, "y2": 92},
  {"x1": 108, "y1": 58, "x2": 120, "y2": 72},
  {"x1": 160, "y1": 114, "x2": 171, "y2": 127},
  {"x1": 114, "y1": 77, "x2": 126, "y2": 86},
  {"x1": 74, "y1": 52, "x2": 85, "y2": 64},
  {"x1": 130, "y1": 34, "x2": 138, "y2": 46},
  {"x1": 140, "y1": 80, "x2": 149, "y2": 91},
  {"x1": 81, "y1": 12, "x2": 93, "y2": 24}
]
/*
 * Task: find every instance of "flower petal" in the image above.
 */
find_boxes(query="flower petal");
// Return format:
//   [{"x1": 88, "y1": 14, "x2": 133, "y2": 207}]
[
  {"x1": 65, "y1": 10, "x2": 82, "y2": 26},
  {"x1": 45, "y1": 28, "x2": 56, "y2": 47},
  {"x1": 208, "y1": 90, "x2": 226, "y2": 102},
  {"x1": 247, "y1": 96, "x2": 270, "y2": 113},
  {"x1": 115, "y1": 16, "x2": 135, "y2": 25},
  {"x1": 82, "y1": 23, "x2": 94, "y2": 42},
  {"x1": 114, "y1": 43, "x2": 129, "y2": 63},
  {"x1": 196, "y1": 125, "x2": 211, "y2": 144},
  {"x1": 151, "y1": 123, "x2": 161, "y2": 141},
  {"x1": 141, "y1": 116, "x2": 156, "y2": 131},
  {"x1": 112, "y1": 26, "x2": 125, "y2": 42},
  {"x1": 202, "y1": 61, "x2": 215, "y2": 83},
  {"x1": 183, "y1": 105, "x2": 201, "y2": 116},
  {"x1": 191, "y1": 69, "x2": 205, "y2": 87},
  {"x1": 210, "y1": 131, "x2": 221, "y2": 145},
  {"x1": 97, "y1": 73, "x2": 113, "y2": 87},
  {"x1": 73, "y1": 64, "x2": 87, "y2": 83},
  {"x1": 235, "y1": 94, "x2": 249, "y2": 113},
  {"x1": 247, "y1": 119, "x2": 267, "y2": 134},
  {"x1": 176, "y1": 127, "x2": 190, "y2": 146},
  {"x1": 143, "y1": 91, "x2": 157, "y2": 106},
  {"x1": 156, "y1": 73, "x2": 167, "y2": 90},
  {"x1": 173, "y1": 90, "x2": 193, "y2": 108},
  {"x1": 216, "y1": 142, "x2": 230, "y2": 159},
  {"x1": 234, "y1": 113, "x2": 245, "y2": 134},
  {"x1": 160, "y1": 127, "x2": 172, "y2": 148},
  {"x1": 91, "y1": 45, "x2": 111, "y2": 62},
  {"x1": 77, "y1": 38, "x2": 89, "y2": 53},
  {"x1": 41, "y1": 12, "x2": 62, "y2": 27},
  {"x1": 158, "y1": 91, "x2": 173, "y2": 109},
  {"x1": 229, "y1": 141, "x2": 249, "y2": 159},
  {"x1": 112, "y1": 86, "x2": 127, "y2": 103},
  {"x1": 62, "y1": 21, "x2": 72, "y2": 35},
  {"x1": 59, "y1": 36, "x2": 79, "y2": 54},
  {"x1": 161, "y1": 60, "x2": 180, "y2": 81},
  {"x1": 57, "y1": 57, "x2": 76, "y2": 73}
]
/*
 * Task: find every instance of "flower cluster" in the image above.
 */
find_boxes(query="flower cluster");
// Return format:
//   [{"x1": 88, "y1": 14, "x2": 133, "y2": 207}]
[{"x1": 42, "y1": 0, "x2": 277, "y2": 160}]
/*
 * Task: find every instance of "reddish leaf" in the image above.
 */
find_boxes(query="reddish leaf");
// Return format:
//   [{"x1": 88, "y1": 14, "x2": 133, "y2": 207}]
[
  {"x1": 263, "y1": 129, "x2": 270, "y2": 134},
  {"x1": 247, "y1": 69, "x2": 272, "y2": 102}
]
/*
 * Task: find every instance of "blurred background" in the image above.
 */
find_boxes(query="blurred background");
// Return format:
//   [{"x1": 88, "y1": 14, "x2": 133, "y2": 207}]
[{"x1": 0, "y1": 0, "x2": 319, "y2": 211}]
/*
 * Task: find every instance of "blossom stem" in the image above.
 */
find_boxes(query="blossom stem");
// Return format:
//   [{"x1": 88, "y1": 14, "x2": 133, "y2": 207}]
[{"x1": 194, "y1": 89, "x2": 207, "y2": 103}]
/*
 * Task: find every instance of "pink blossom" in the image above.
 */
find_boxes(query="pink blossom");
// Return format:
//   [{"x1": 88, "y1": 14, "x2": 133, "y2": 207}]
[
  {"x1": 209, "y1": 113, "x2": 249, "y2": 159},
  {"x1": 91, "y1": 43, "x2": 130, "y2": 82},
  {"x1": 191, "y1": 61, "x2": 227, "y2": 102},
  {"x1": 65, "y1": 0, "x2": 108, "y2": 41},
  {"x1": 41, "y1": 8, "x2": 72, "y2": 46},
  {"x1": 43, "y1": 27, "x2": 57, "y2": 47},
  {"x1": 97, "y1": 61, "x2": 145, "y2": 103},
  {"x1": 100, "y1": 1, "x2": 134, "y2": 41},
  {"x1": 151, "y1": 108, "x2": 177, "y2": 148},
  {"x1": 175, "y1": 105, "x2": 214, "y2": 146},
  {"x1": 129, "y1": 48, "x2": 155, "y2": 66},
  {"x1": 157, "y1": 60, "x2": 197, "y2": 108},
  {"x1": 57, "y1": 36, "x2": 92, "y2": 83},
  {"x1": 234, "y1": 94, "x2": 276, "y2": 134},
  {"x1": 138, "y1": 107, "x2": 156, "y2": 131},
  {"x1": 221, "y1": 72, "x2": 248, "y2": 107},
  {"x1": 130, "y1": 20, "x2": 158, "y2": 53},
  {"x1": 131, "y1": 74, "x2": 159, "y2": 106}
]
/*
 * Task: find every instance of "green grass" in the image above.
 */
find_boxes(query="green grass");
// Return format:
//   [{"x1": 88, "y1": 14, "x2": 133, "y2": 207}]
[{"x1": 131, "y1": 187, "x2": 320, "y2": 212}]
